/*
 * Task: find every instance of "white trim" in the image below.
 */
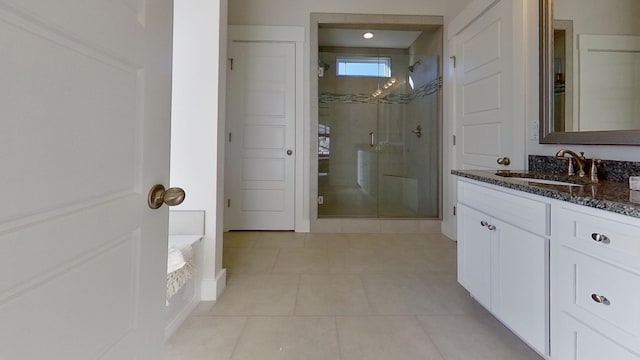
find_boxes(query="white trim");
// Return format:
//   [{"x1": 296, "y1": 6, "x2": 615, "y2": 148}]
[
  {"x1": 448, "y1": 0, "x2": 500, "y2": 39},
  {"x1": 200, "y1": 268, "x2": 226, "y2": 301},
  {"x1": 226, "y1": 25, "x2": 309, "y2": 232},
  {"x1": 164, "y1": 298, "x2": 200, "y2": 341},
  {"x1": 228, "y1": 25, "x2": 305, "y2": 43},
  {"x1": 578, "y1": 34, "x2": 640, "y2": 51}
]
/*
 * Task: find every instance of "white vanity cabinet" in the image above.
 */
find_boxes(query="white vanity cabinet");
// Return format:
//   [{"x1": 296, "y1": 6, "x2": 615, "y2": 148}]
[
  {"x1": 551, "y1": 203, "x2": 640, "y2": 360},
  {"x1": 457, "y1": 179, "x2": 550, "y2": 356}
]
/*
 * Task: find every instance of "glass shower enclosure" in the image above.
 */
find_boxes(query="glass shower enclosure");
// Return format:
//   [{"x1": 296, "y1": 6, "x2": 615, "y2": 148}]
[{"x1": 317, "y1": 50, "x2": 440, "y2": 218}]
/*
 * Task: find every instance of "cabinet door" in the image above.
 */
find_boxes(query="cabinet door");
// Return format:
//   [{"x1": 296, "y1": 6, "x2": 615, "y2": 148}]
[
  {"x1": 555, "y1": 314, "x2": 640, "y2": 360},
  {"x1": 492, "y1": 218, "x2": 548, "y2": 354},
  {"x1": 457, "y1": 204, "x2": 492, "y2": 309}
]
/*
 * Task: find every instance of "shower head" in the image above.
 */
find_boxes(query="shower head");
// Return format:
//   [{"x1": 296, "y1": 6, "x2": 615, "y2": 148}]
[
  {"x1": 408, "y1": 60, "x2": 421, "y2": 73},
  {"x1": 319, "y1": 60, "x2": 331, "y2": 71}
]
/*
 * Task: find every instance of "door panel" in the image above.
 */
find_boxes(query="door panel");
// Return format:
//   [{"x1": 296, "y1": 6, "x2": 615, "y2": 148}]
[
  {"x1": 457, "y1": 204, "x2": 492, "y2": 309},
  {"x1": 455, "y1": 0, "x2": 523, "y2": 170},
  {"x1": 227, "y1": 41, "x2": 296, "y2": 230},
  {"x1": 0, "y1": 1, "x2": 172, "y2": 358}
]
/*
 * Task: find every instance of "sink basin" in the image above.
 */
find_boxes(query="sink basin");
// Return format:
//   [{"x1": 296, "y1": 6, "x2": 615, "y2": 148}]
[
  {"x1": 495, "y1": 172, "x2": 586, "y2": 187},
  {"x1": 504, "y1": 177, "x2": 583, "y2": 187}
]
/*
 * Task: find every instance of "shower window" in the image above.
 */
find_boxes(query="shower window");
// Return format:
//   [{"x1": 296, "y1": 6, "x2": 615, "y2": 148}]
[{"x1": 336, "y1": 56, "x2": 391, "y2": 77}]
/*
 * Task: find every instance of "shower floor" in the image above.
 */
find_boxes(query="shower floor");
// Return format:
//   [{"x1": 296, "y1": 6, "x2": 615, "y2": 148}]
[{"x1": 318, "y1": 185, "x2": 420, "y2": 218}]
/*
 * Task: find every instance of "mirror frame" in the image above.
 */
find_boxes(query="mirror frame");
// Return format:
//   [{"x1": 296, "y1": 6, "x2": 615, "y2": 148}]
[{"x1": 539, "y1": 0, "x2": 640, "y2": 145}]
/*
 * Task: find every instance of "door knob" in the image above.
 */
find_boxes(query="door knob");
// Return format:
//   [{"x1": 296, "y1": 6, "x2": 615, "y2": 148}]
[
  {"x1": 147, "y1": 184, "x2": 186, "y2": 209},
  {"x1": 286, "y1": 149, "x2": 293, "y2": 156},
  {"x1": 497, "y1": 157, "x2": 511, "y2": 166}
]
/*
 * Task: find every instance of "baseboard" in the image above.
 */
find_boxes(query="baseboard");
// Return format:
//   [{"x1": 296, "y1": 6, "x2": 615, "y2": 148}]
[
  {"x1": 200, "y1": 268, "x2": 227, "y2": 301},
  {"x1": 164, "y1": 298, "x2": 199, "y2": 341}
]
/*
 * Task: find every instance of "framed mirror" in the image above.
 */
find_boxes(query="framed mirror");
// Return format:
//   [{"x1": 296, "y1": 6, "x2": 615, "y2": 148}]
[{"x1": 540, "y1": 0, "x2": 640, "y2": 145}]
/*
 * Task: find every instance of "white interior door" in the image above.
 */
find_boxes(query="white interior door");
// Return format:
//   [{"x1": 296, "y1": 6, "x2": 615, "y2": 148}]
[
  {"x1": 226, "y1": 41, "x2": 296, "y2": 230},
  {"x1": 455, "y1": 0, "x2": 523, "y2": 170},
  {"x1": 0, "y1": 1, "x2": 172, "y2": 359},
  {"x1": 579, "y1": 34, "x2": 640, "y2": 131}
]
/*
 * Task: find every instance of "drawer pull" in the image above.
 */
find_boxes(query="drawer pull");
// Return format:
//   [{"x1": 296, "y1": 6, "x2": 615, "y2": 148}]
[
  {"x1": 591, "y1": 294, "x2": 610, "y2": 305},
  {"x1": 591, "y1": 233, "x2": 611, "y2": 244},
  {"x1": 480, "y1": 221, "x2": 489, "y2": 227}
]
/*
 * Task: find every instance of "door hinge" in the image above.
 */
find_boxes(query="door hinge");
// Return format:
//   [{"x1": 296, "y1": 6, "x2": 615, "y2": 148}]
[
  {"x1": 227, "y1": 199, "x2": 231, "y2": 208},
  {"x1": 228, "y1": 132, "x2": 232, "y2": 142},
  {"x1": 317, "y1": 195, "x2": 324, "y2": 205},
  {"x1": 450, "y1": 56, "x2": 456, "y2": 68},
  {"x1": 438, "y1": 76, "x2": 443, "y2": 91},
  {"x1": 452, "y1": 135, "x2": 456, "y2": 146},
  {"x1": 229, "y1": 58, "x2": 234, "y2": 70},
  {"x1": 453, "y1": 206, "x2": 457, "y2": 216}
]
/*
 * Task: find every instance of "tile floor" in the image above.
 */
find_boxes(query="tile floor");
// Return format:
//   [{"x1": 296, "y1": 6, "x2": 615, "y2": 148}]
[{"x1": 165, "y1": 232, "x2": 543, "y2": 360}]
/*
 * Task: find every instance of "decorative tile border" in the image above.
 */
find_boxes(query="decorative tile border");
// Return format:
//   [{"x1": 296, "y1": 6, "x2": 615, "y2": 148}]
[{"x1": 319, "y1": 78, "x2": 438, "y2": 105}]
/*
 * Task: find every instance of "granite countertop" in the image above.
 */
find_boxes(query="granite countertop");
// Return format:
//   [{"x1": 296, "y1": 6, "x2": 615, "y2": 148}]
[{"x1": 452, "y1": 169, "x2": 640, "y2": 218}]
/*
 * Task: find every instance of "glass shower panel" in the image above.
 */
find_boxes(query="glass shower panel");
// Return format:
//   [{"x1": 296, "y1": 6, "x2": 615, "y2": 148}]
[
  {"x1": 318, "y1": 51, "x2": 379, "y2": 217},
  {"x1": 317, "y1": 50, "x2": 439, "y2": 219},
  {"x1": 377, "y1": 55, "x2": 439, "y2": 218}
]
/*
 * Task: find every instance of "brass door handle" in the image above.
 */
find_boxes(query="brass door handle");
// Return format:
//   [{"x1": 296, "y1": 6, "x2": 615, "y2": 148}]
[
  {"x1": 147, "y1": 184, "x2": 186, "y2": 209},
  {"x1": 497, "y1": 157, "x2": 511, "y2": 166}
]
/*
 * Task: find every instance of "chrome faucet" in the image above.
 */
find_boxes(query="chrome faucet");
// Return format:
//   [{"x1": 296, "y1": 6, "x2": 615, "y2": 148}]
[{"x1": 556, "y1": 149, "x2": 586, "y2": 177}]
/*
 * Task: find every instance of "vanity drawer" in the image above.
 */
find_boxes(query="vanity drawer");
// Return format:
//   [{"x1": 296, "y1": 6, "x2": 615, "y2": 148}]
[
  {"x1": 554, "y1": 313, "x2": 640, "y2": 360},
  {"x1": 554, "y1": 205, "x2": 640, "y2": 270},
  {"x1": 555, "y1": 245, "x2": 640, "y2": 345},
  {"x1": 458, "y1": 180, "x2": 549, "y2": 236}
]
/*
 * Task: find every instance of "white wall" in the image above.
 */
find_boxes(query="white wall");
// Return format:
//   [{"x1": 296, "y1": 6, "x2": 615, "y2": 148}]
[
  {"x1": 170, "y1": 0, "x2": 228, "y2": 301},
  {"x1": 229, "y1": 0, "x2": 473, "y2": 25}
]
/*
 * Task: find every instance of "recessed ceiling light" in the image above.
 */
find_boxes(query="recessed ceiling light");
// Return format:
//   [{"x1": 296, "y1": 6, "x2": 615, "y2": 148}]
[{"x1": 362, "y1": 32, "x2": 374, "y2": 40}]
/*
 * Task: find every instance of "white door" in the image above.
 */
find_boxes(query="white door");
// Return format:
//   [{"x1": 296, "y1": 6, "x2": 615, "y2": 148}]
[
  {"x1": 226, "y1": 41, "x2": 296, "y2": 230},
  {"x1": 0, "y1": 1, "x2": 172, "y2": 359},
  {"x1": 454, "y1": 0, "x2": 523, "y2": 170}
]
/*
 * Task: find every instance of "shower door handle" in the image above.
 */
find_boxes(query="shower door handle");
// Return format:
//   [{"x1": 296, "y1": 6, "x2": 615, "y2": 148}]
[{"x1": 369, "y1": 131, "x2": 374, "y2": 147}]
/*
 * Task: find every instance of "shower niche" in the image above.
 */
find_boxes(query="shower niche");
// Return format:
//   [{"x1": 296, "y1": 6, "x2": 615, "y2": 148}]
[{"x1": 316, "y1": 23, "x2": 442, "y2": 219}]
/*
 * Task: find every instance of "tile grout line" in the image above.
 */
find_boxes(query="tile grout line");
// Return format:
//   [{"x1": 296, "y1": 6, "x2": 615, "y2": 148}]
[
  {"x1": 413, "y1": 314, "x2": 449, "y2": 360},
  {"x1": 292, "y1": 273, "x2": 302, "y2": 316},
  {"x1": 333, "y1": 316, "x2": 344, "y2": 360},
  {"x1": 356, "y1": 273, "x2": 376, "y2": 315},
  {"x1": 226, "y1": 316, "x2": 251, "y2": 360}
]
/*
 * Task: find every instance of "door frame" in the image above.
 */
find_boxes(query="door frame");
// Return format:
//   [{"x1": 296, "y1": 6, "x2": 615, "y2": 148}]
[{"x1": 225, "y1": 25, "x2": 308, "y2": 232}]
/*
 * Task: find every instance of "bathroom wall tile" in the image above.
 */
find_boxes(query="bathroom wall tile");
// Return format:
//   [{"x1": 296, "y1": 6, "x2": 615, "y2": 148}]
[
  {"x1": 311, "y1": 219, "x2": 342, "y2": 233},
  {"x1": 341, "y1": 219, "x2": 381, "y2": 233},
  {"x1": 380, "y1": 220, "x2": 420, "y2": 233},
  {"x1": 419, "y1": 220, "x2": 443, "y2": 234}
]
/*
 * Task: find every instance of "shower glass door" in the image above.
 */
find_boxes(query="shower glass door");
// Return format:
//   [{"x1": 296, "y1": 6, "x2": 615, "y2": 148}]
[{"x1": 317, "y1": 50, "x2": 439, "y2": 219}]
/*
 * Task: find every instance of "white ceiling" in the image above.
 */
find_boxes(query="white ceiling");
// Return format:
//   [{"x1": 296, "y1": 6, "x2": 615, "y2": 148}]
[{"x1": 318, "y1": 28, "x2": 423, "y2": 49}]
